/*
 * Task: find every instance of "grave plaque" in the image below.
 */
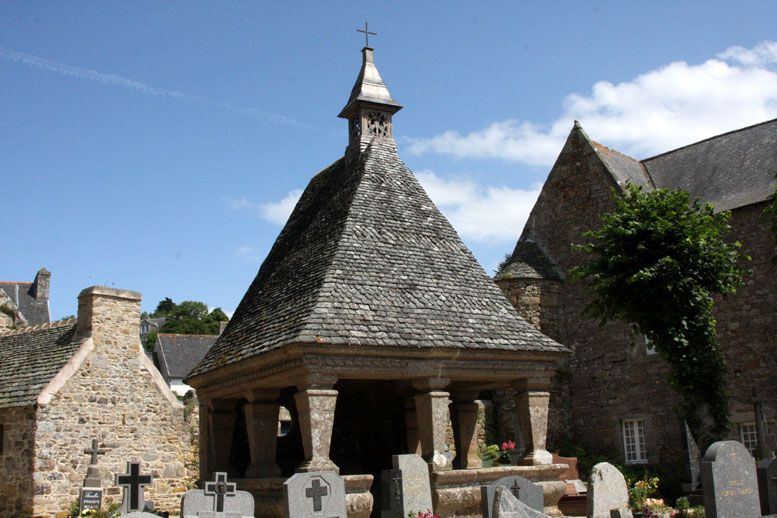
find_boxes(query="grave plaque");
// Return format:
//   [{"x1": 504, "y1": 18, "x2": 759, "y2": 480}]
[
  {"x1": 79, "y1": 488, "x2": 103, "y2": 513},
  {"x1": 116, "y1": 461, "x2": 153, "y2": 514},
  {"x1": 480, "y1": 475, "x2": 544, "y2": 518},
  {"x1": 492, "y1": 486, "x2": 548, "y2": 518},
  {"x1": 284, "y1": 471, "x2": 346, "y2": 518},
  {"x1": 587, "y1": 462, "x2": 629, "y2": 518},
  {"x1": 758, "y1": 458, "x2": 777, "y2": 516},
  {"x1": 380, "y1": 454, "x2": 433, "y2": 518},
  {"x1": 701, "y1": 440, "x2": 760, "y2": 518},
  {"x1": 181, "y1": 472, "x2": 254, "y2": 518}
]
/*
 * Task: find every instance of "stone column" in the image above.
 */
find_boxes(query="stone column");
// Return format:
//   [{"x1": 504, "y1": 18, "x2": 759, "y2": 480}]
[
  {"x1": 244, "y1": 389, "x2": 282, "y2": 478},
  {"x1": 209, "y1": 399, "x2": 239, "y2": 475},
  {"x1": 199, "y1": 402, "x2": 211, "y2": 479},
  {"x1": 413, "y1": 378, "x2": 451, "y2": 471},
  {"x1": 512, "y1": 379, "x2": 552, "y2": 465},
  {"x1": 404, "y1": 398, "x2": 422, "y2": 455},
  {"x1": 294, "y1": 375, "x2": 339, "y2": 474},
  {"x1": 451, "y1": 390, "x2": 482, "y2": 469}
]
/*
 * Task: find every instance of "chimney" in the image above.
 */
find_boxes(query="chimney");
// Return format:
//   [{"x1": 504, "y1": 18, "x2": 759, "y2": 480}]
[
  {"x1": 218, "y1": 321, "x2": 228, "y2": 336},
  {"x1": 77, "y1": 286, "x2": 142, "y2": 356},
  {"x1": 32, "y1": 268, "x2": 51, "y2": 300}
]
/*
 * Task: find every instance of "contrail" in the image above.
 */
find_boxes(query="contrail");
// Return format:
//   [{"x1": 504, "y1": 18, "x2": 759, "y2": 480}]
[{"x1": 0, "y1": 46, "x2": 310, "y2": 129}]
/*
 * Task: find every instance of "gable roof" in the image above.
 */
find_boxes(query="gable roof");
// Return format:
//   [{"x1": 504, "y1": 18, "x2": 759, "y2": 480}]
[
  {"x1": 191, "y1": 140, "x2": 567, "y2": 378},
  {"x1": 0, "y1": 281, "x2": 50, "y2": 327},
  {"x1": 642, "y1": 118, "x2": 777, "y2": 212},
  {"x1": 0, "y1": 320, "x2": 79, "y2": 407},
  {"x1": 591, "y1": 141, "x2": 653, "y2": 190},
  {"x1": 154, "y1": 333, "x2": 217, "y2": 381}
]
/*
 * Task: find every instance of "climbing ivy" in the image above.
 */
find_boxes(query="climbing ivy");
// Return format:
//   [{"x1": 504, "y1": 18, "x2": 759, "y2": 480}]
[{"x1": 570, "y1": 183, "x2": 750, "y2": 446}]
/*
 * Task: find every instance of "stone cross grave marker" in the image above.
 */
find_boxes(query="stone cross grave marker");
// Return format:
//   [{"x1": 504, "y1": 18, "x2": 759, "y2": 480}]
[
  {"x1": 586, "y1": 462, "x2": 629, "y2": 518},
  {"x1": 480, "y1": 475, "x2": 544, "y2": 518},
  {"x1": 380, "y1": 454, "x2": 433, "y2": 518},
  {"x1": 701, "y1": 440, "x2": 760, "y2": 518},
  {"x1": 492, "y1": 485, "x2": 549, "y2": 518},
  {"x1": 284, "y1": 471, "x2": 347, "y2": 518},
  {"x1": 758, "y1": 458, "x2": 777, "y2": 516},
  {"x1": 116, "y1": 461, "x2": 153, "y2": 514},
  {"x1": 79, "y1": 438, "x2": 106, "y2": 513},
  {"x1": 181, "y1": 472, "x2": 255, "y2": 518}
]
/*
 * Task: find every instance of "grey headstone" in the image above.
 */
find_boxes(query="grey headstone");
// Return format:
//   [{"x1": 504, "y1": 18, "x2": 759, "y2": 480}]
[
  {"x1": 380, "y1": 454, "x2": 432, "y2": 518},
  {"x1": 284, "y1": 471, "x2": 346, "y2": 518},
  {"x1": 122, "y1": 514, "x2": 159, "y2": 518},
  {"x1": 685, "y1": 421, "x2": 702, "y2": 491},
  {"x1": 481, "y1": 475, "x2": 544, "y2": 518},
  {"x1": 492, "y1": 486, "x2": 548, "y2": 518},
  {"x1": 587, "y1": 462, "x2": 629, "y2": 518},
  {"x1": 609, "y1": 510, "x2": 634, "y2": 518},
  {"x1": 181, "y1": 472, "x2": 254, "y2": 518},
  {"x1": 79, "y1": 487, "x2": 103, "y2": 513},
  {"x1": 701, "y1": 440, "x2": 760, "y2": 518},
  {"x1": 380, "y1": 469, "x2": 403, "y2": 518},
  {"x1": 758, "y1": 458, "x2": 777, "y2": 516},
  {"x1": 116, "y1": 461, "x2": 153, "y2": 514}
]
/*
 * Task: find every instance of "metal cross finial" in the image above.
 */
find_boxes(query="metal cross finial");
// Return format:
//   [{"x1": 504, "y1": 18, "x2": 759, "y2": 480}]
[{"x1": 356, "y1": 22, "x2": 376, "y2": 47}]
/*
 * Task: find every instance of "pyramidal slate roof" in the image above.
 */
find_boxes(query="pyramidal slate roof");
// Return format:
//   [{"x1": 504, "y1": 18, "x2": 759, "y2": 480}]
[
  {"x1": 497, "y1": 239, "x2": 564, "y2": 281},
  {"x1": 191, "y1": 139, "x2": 566, "y2": 377},
  {"x1": 155, "y1": 333, "x2": 217, "y2": 381},
  {"x1": 0, "y1": 320, "x2": 79, "y2": 407}
]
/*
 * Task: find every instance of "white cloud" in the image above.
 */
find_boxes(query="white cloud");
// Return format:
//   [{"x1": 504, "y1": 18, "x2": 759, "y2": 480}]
[
  {"x1": 258, "y1": 189, "x2": 303, "y2": 225},
  {"x1": 234, "y1": 245, "x2": 264, "y2": 264},
  {"x1": 416, "y1": 170, "x2": 541, "y2": 243},
  {"x1": 409, "y1": 41, "x2": 777, "y2": 165}
]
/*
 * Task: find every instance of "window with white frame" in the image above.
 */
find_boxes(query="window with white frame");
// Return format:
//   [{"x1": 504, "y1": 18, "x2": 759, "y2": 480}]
[
  {"x1": 740, "y1": 422, "x2": 758, "y2": 456},
  {"x1": 622, "y1": 418, "x2": 647, "y2": 463}
]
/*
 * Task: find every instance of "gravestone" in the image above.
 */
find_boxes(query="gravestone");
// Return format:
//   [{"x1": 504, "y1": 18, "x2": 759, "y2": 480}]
[
  {"x1": 284, "y1": 471, "x2": 347, "y2": 518},
  {"x1": 116, "y1": 461, "x2": 154, "y2": 514},
  {"x1": 122, "y1": 513, "x2": 159, "y2": 518},
  {"x1": 380, "y1": 454, "x2": 433, "y2": 518},
  {"x1": 481, "y1": 475, "x2": 544, "y2": 518},
  {"x1": 586, "y1": 462, "x2": 629, "y2": 518},
  {"x1": 79, "y1": 438, "x2": 106, "y2": 513},
  {"x1": 758, "y1": 458, "x2": 777, "y2": 515},
  {"x1": 685, "y1": 421, "x2": 702, "y2": 491},
  {"x1": 701, "y1": 440, "x2": 760, "y2": 518},
  {"x1": 181, "y1": 472, "x2": 255, "y2": 518},
  {"x1": 492, "y1": 485, "x2": 548, "y2": 518}
]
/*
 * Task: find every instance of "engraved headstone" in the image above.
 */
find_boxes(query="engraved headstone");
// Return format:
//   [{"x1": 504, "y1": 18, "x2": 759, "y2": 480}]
[
  {"x1": 492, "y1": 485, "x2": 549, "y2": 518},
  {"x1": 181, "y1": 472, "x2": 254, "y2": 518},
  {"x1": 586, "y1": 462, "x2": 629, "y2": 518},
  {"x1": 380, "y1": 454, "x2": 433, "y2": 518},
  {"x1": 701, "y1": 440, "x2": 760, "y2": 518},
  {"x1": 79, "y1": 438, "x2": 106, "y2": 513},
  {"x1": 116, "y1": 461, "x2": 154, "y2": 514},
  {"x1": 79, "y1": 488, "x2": 103, "y2": 513},
  {"x1": 758, "y1": 458, "x2": 777, "y2": 515},
  {"x1": 284, "y1": 471, "x2": 347, "y2": 518},
  {"x1": 481, "y1": 475, "x2": 544, "y2": 518}
]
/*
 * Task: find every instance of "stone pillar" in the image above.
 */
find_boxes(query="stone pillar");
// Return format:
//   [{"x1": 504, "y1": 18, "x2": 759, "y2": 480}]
[
  {"x1": 413, "y1": 378, "x2": 451, "y2": 471},
  {"x1": 209, "y1": 399, "x2": 239, "y2": 475},
  {"x1": 244, "y1": 389, "x2": 282, "y2": 478},
  {"x1": 513, "y1": 380, "x2": 552, "y2": 465},
  {"x1": 451, "y1": 391, "x2": 482, "y2": 469},
  {"x1": 294, "y1": 375, "x2": 339, "y2": 474},
  {"x1": 404, "y1": 398, "x2": 422, "y2": 455},
  {"x1": 199, "y1": 402, "x2": 211, "y2": 479}
]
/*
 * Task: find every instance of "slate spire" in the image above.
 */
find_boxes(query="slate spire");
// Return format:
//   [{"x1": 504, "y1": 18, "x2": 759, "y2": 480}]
[{"x1": 338, "y1": 47, "x2": 402, "y2": 149}]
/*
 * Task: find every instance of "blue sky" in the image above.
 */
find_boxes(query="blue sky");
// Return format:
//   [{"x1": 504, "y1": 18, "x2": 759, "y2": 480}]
[{"x1": 3, "y1": 2, "x2": 777, "y2": 320}]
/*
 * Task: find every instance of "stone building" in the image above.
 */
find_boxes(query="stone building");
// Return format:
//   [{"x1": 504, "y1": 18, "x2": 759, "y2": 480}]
[
  {"x1": 497, "y1": 118, "x2": 777, "y2": 466},
  {"x1": 153, "y1": 333, "x2": 218, "y2": 396},
  {"x1": 186, "y1": 46, "x2": 569, "y2": 518},
  {"x1": 0, "y1": 268, "x2": 51, "y2": 330},
  {"x1": 0, "y1": 286, "x2": 197, "y2": 517}
]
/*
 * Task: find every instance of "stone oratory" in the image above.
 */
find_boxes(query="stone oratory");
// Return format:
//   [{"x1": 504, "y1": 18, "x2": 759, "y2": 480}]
[{"x1": 186, "y1": 45, "x2": 570, "y2": 517}]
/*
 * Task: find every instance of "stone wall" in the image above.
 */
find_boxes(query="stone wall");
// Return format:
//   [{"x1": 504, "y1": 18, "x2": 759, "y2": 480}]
[
  {"x1": 30, "y1": 287, "x2": 197, "y2": 516},
  {"x1": 0, "y1": 405, "x2": 36, "y2": 516}
]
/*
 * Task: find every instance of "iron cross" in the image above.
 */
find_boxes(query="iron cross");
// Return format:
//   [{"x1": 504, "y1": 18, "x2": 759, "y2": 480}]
[
  {"x1": 356, "y1": 22, "x2": 376, "y2": 47},
  {"x1": 510, "y1": 479, "x2": 521, "y2": 499},
  {"x1": 116, "y1": 462, "x2": 152, "y2": 511},
  {"x1": 204, "y1": 472, "x2": 237, "y2": 512},
  {"x1": 83, "y1": 439, "x2": 105, "y2": 465},
  {"x1": 305, "y1": 478, "x2": 329, "y2": 512}
]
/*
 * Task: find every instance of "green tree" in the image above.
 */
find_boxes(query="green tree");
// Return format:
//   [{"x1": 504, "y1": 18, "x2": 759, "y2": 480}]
[
  {"x1": 142, "y1": 298, "x2": 228, "y2": 351},
  {"x1": 570, "y1": 183, "x2": 750, "y2": 446}
]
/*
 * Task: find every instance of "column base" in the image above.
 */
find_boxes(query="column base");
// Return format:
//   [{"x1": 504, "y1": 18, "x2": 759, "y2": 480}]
[
  {"x1": 295, "y1": 458, "x2": 340, "y2": 474},
  {"x1": 517, "y1": 449, "x2": 553, "y2": 466}
]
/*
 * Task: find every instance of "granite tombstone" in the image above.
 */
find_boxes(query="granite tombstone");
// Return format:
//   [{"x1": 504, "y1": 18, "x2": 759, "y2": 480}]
[
  {"x1": 79, "y1": 438, "x2": 106, "y2": 513},
  {"x1": 284, "y1": 471, "x2": 347, "y2": 518},
  {"x1": 181, "y1": 472, "x2": 254, "y2": 518},
  {"x1": 492, "y1": 485, "x2": 548, "y2": 518},
  {"x1": 701, "y1": 440, "x2": 760, "y2": 518},
  {"x1": 587, "y1": 462, "x2": 629, "y2": 518},
  {"x1": 481, "y1": 475, "x2": 544, "y2": 518},
  {"x1": 116, "y1": 461, "x2": 154, "y2": 514},
  {"x1": 758, "y1": 458, "x2": 777, "y2": 516},
  {"x1": 380, "y1": 454, "x2": 433, "y2": 518}
]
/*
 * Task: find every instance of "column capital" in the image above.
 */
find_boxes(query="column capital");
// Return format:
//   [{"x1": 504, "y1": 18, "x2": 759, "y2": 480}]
[
  {"x1": 296, "y1": 372, "x2": 338, "y2": 391},
  {"x1": 244, "y1": 388, "x2": 280, "y2": 402},
  {"x1": 412, "y1": 377, "x2": 450, "y2": 392},
  {"x1": 512, "y1": 378, "x2": 551, "y2": 393}
]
